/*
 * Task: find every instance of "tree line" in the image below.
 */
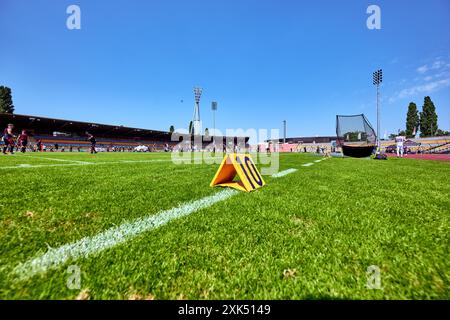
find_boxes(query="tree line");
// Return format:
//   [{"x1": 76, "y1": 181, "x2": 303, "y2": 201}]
[{"x1": 399, "y1": 96, "x2": 448, "y2": 138}]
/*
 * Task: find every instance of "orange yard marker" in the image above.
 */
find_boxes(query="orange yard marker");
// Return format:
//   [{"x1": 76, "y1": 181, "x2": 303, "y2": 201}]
[{"x1": 210, "y1": 154, "x2": 265, "y2": 192}]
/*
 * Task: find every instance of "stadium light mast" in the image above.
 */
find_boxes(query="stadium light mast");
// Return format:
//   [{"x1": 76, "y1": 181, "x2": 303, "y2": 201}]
[
  {"x1": 211, "y1": 101, "x2": 217, "y2": 136},
  {"x1": 283, "y1": 120, "x2": 286, "y2": 144},
  {"x1": 193, "y1": 87, "x2": 202, "y2": 136},
  {"x1": 372, "y1": 69, "x2": 383, "y2": 150}
]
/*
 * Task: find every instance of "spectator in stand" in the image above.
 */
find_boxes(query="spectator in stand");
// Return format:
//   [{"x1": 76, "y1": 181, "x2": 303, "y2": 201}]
[
  {"x1": 2, "y1": 123, "x2": 16, "y2": 154},
  {"x1": 17, "y1": 129, "x2": 29, "y2": 153}
]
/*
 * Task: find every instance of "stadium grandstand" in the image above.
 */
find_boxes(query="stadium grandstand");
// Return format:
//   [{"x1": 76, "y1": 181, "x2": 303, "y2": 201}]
[
  {"x1": 271, "y1": 136, "x2": 337, "y2": 144},
  {"x1": 0, "y1": 113, "x2": 249, "y2": 152},
  {"x1": 262, "y1": 136, "x2": 338, "y2": 153},
  {"x1": 266, "y1": 135, "x2": 450, "y2": 155}
]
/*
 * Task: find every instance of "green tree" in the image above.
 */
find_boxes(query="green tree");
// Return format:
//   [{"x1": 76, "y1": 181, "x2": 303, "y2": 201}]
[
  {"x1": 0, "y1": 86, "x2": 15, "y2": 113},
  {"x1": 389, "y1": 130, "x2": 406, "y2": 139},
  {"x1": 188, "y1": 121, "x2": 193, "y2": 135},
  {"x1": 420, "y1": 96, "x2": 438, "y2": 137},
  {"x1": 169, "y1": 125, "x2": 175, "y2": 133},
  {"x1": 405, "y1": 102, "x2": 419, "y2": 137},
  {"x1": 388, "y1": 133, "x2": 397, "y2": 140},
  {"x1": 435, "y1": 129, "x2": 450, "y2": 136}
]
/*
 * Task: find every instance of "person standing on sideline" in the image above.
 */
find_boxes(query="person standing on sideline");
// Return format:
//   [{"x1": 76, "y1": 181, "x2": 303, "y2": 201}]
[
  {"x1": 87, "y1": 133, "x2": 97, "y2": 154},
  {"x1": 2, "y1": 124, "x2": 16, "y2": 154},
  {"x1": 395, "y1": 134, "x2": 406, "y2": 158}
]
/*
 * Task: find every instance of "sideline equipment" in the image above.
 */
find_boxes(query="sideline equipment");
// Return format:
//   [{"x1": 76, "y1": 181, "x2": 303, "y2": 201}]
[
  {"x1": 210, "y1": 154, "x2": 265, "y2": 192},
  {"x1": 336, "y1": 114, "x2": 377, "y2": 158}
]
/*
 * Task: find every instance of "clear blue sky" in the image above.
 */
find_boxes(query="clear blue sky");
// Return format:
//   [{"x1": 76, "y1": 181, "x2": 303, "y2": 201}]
[{"x1": 1, "y1": 0, "x2": 449, "y2": 138}]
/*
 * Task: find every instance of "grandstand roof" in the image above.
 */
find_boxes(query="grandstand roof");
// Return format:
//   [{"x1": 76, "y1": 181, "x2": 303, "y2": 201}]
[
  {"x1": 0, "y1": 113, "x2": 171, "y2": 140},
  {"x1": 0, "y1": 113, "x2": 249, "y2": 142}
]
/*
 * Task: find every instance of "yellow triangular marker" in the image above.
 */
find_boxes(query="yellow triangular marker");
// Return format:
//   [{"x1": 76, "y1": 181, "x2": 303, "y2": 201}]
[{"x1": 210, "y1": 153, "x2": 265, "y2": 192}]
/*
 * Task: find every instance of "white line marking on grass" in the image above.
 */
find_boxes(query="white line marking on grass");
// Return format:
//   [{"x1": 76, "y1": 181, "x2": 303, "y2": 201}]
[
  {"x1": 32, "y1": 156, "x2": 91, "y2": 164},
  {"x1": 118, "y1": 159, "x2": 169, "y2": 163},
  {"x1": 12, "y1": 189, "x2": 239, "y2": 280},
  {"x1": 302, "y1": 162, "x2": 314, "y2": 167},
  {"x1": 314, "y1": 160, "x2": 322, "y2": 163},
  {"x1": 11, "y1": 166, "x2": 299, "y2": 280},
  {"x1": 36, "y1": 157, "x2": 91, "y2": 164},
  {"x1": 0, "y1": 159, "x2": 175, "y2": 170},
  {"x1": 0, "y1": 163, "x2": 92, "y2": 169},
  {"x1": 271, "y1": 168, "x2": 298, "y2": 178}
]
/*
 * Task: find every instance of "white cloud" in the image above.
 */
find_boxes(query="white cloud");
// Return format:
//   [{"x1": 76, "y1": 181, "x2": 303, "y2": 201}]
[
  {"x1": 390, "y1": 57, "x2": 399, "y2": 64},
  {"x1": 417, "y1": 65, "x2": 429, "y2": 73},
  {"x1": 389, "y1": 57, "x2": 450, "y2": 103},
  {"x1": 398, "y1": 78, "x2": 450, "y2": 99},
  {"x1": 416, "y1": 57, "x2": 449, "y2": 74},
  {"x1": 389, "y1": 78, "x2": 450, "y2": 103},
  {"x1": 431, "y1": 60, "x2": 446, "y2": 70},
  {"x1": 434, "y1": 71, "x2": 450, "y2": 79}
]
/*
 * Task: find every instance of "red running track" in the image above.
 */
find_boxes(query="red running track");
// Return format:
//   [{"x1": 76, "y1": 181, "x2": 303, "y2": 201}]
[{"x1": 386, "y1": 153, "x2": 450, "y2": 162}]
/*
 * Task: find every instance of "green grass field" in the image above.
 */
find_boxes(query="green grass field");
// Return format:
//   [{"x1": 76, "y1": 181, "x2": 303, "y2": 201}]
[{"x1": 0, "y1": 152, "x2": 448, "y2": 299}]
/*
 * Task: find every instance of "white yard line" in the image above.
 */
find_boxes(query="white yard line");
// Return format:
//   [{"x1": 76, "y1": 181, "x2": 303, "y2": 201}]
[
  {"x1": 118, "y1": 159, "x2": 169, "y2": 163},
  {"x1": 3, "y1": 156, "x2": 329, "y2": 170},
  {"x1": 23, "y1": 155, "x2": 91, "y2": 164},
  {"x1": 302, "y1": 162, "x2": 314, "y2": 167},
  {"x1": 12, "y1": 189, "x2": 238, "y2": 280},
  {"x1": 0, "y1": 159, "x2": 174, "y2": 170},
  {"x1": 271, "y1": 168, "x2": 298, "y2": 178},
  {"x1": 11, "y1": 167, "x2": 299, "y2": 280},
  {"x1": 272, "y1": 158, "x2": 327, "y2": 176}
]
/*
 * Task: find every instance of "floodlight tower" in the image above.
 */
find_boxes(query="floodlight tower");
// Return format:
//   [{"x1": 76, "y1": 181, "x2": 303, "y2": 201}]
[
  {"x1": 283, "y1": 120, "x2": 286, "y2": 144},
  {"x1": 211, "y1": 101, "x2": 218, "y2": 136},
  {"x1": 193, "y1": 87, "x2": 202, "y2": 136},
  {"x1": 372, "y1": 69, "x2": 383, "y2": 149}
]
